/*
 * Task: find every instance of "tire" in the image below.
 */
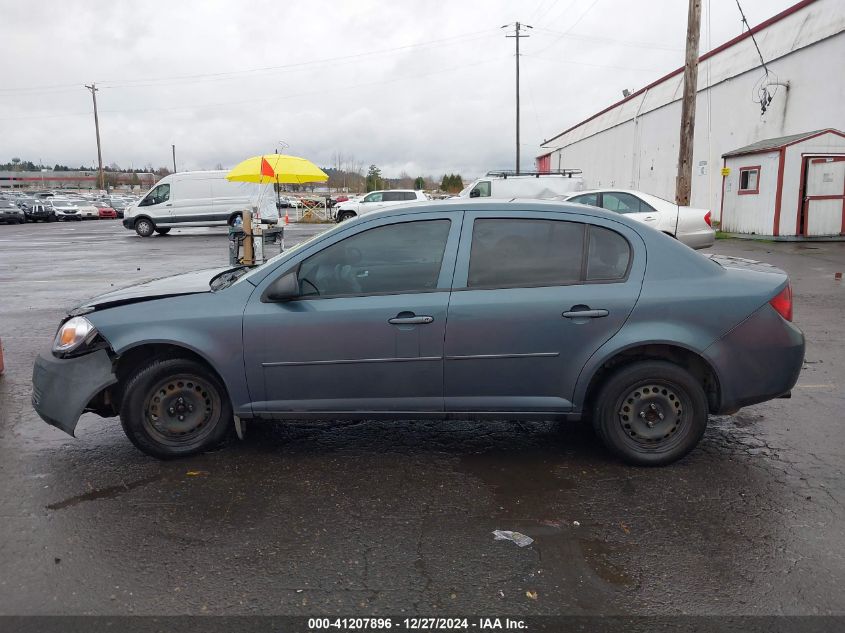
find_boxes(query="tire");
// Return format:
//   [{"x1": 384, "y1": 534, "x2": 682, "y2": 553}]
[
  {"x1": 592, "y1": 360, "x2": 708, "y2": 466},
  {"x1": 155, "y1": 228, "x2": 171, "y2": 235},
  {"x1": 119, "y1": 358, "x2": 233, "y2": 459},
  {"x1": 134, "y1": 217, "x2": 155, "y2": 237},
  {"x1": 337, "y1": 211, "x2": 356, "y2": 222}
]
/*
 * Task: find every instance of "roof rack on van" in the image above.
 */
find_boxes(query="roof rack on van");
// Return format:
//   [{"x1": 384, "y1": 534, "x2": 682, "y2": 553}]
[{"x1": 484, "y1": 169, "x2": 582, "y2": 179}]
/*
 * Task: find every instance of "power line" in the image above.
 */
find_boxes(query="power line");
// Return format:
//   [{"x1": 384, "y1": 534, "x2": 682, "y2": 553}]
[
  {"x1": 0, "y1": 56, "x2": 507, "y2": 122},
  {"x1": 531, "y1": 26, "x2": 683, "y2": 52},
  {"x1": 534, "y1": 0, "x2": 601, "y2": 55},
  {"x1": 0, "y1": 28, "x2": 499, "y2": 96},
  {"x1": 734, "y1": 0, "x2": 769, "y2": 75}
]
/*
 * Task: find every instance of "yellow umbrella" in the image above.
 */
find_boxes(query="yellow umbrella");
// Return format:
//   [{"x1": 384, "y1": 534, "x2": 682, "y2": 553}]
[
  {"x1": 227, "y1": 154, "x2": 328, "y2": 224},
  {"x1": 226, "y1": 154, "x2": 328, "y2": 185}
]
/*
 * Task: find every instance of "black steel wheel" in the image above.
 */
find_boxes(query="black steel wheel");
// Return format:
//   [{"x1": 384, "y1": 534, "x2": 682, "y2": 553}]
[
  {"x1": 593, "y1": 360, "x2": 708, "y2": 466},
  {"x1": 134, "y1": 217, "x2": 155, "y2": 237},
  {"x1": 120, "y1": 358, "x2": 232, "y2": 459}
]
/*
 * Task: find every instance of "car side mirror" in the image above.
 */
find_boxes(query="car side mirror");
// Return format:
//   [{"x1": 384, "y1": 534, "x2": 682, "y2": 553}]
[
  {"x1": 469, "y1": 189, "x2": 480, "y2": 198},
  {"x1": 264, "y1": 270, "x2": 300, "y2": 302}
]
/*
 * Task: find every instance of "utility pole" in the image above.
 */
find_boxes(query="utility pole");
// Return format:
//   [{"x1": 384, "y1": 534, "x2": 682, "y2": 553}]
[
  {"x1": 84, "y1": 83, "x2": 104, "y2": 191},
  {"x1": 675, "y1": 0, "x2": 702, "y2": 206},
  {"x1": 172, "y1": 144, "x2": 177, "y2": 173},
  {"x1": 504, "y1": 22, "x2": 532, "y2": 174}
]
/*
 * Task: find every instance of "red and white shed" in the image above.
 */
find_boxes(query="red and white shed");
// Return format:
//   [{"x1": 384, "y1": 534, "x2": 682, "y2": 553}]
[{"x1": 720, "y1": 129, "x2": 845, "y2": 238}]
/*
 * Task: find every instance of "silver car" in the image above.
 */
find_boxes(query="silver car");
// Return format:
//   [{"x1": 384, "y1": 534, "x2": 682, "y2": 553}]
[
  {"x1": 32, "y1": 201, "x2": 802, "y2": 465},
  {"x1": 561, "y1": 189, "x2": 716, "y2": 249}
]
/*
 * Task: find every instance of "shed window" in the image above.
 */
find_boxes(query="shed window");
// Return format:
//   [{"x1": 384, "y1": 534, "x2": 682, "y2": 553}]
[{"x1": 738, "y1": 167, "x2": 760, "y2": 194}]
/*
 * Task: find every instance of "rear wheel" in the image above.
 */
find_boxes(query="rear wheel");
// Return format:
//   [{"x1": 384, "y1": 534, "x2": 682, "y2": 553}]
[
  {"x1": 155, "y1": 227, "x2": 171, "y2": 235},
  {"x1": 134, "y1": 217, "x2": 155, "y2": 237},
  {"x1": 119, "y1": 358, "x2": 232, "y2": 459},
  {"x1": 592, "y1": 360, "x2": 707, "y2": 466}
]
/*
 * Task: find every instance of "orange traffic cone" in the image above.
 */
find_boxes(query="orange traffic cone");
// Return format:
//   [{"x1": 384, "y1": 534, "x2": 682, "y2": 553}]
[{"x1": 284, "y1": 211, "x2": 290, "y2": 225}]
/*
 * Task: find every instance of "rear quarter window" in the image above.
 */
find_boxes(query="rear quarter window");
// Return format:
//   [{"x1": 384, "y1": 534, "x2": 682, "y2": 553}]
[{"x1": 586, "y1": 226, "x2": 631, "y2": 281}]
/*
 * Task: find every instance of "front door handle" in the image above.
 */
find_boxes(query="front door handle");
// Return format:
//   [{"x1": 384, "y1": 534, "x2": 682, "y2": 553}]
[
  {"x1": 388, "y1": 314, "x2": 434, "y2": 325},
  {"x1": 562, "y1": 309, "x2": 609, "y2": 319}
]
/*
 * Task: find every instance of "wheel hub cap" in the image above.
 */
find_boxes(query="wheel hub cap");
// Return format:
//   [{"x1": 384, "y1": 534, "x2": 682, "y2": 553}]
[
  {"x1": 146, "y1": 377, "x2": 214, "y2": 437},
  {"x1": 618, "y1": 384, "x2": 683, "y2": 444}
]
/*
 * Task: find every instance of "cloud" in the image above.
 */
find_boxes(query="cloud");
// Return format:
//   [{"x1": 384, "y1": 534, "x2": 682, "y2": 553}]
[{"x1": 0, "y1": 0, "x2": 795, "y2": 178}]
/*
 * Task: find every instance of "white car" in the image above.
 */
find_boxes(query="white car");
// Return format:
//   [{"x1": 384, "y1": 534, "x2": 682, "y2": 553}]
[
  {"x1": 335, "y1": 189, "x2": 428, "y2": 222},
  {"x1": 49, "y1": 198, "x2": 83, "y2": 221},
  {"x1": 74, "y1": 202, "x2": 101, "y2": 219},
  {"x1": 560, "y1": 189, "x2": 715, "y2": 250}
]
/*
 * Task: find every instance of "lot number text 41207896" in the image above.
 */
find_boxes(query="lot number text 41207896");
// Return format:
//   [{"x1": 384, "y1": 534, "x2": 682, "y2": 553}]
[{"x1": 307, "y1": 617, "x2": 527, "y2": 630}]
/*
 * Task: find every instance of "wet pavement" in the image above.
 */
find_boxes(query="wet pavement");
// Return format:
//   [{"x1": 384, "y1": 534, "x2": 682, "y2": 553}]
[{"x1": 0, "y1": 221, "x2": 843, "y2": 615}]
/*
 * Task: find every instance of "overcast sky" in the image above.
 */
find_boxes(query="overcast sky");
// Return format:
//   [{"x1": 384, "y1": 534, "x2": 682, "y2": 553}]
[{"x1": 0, "y1": 0, "x2": 796, "y2": 179}]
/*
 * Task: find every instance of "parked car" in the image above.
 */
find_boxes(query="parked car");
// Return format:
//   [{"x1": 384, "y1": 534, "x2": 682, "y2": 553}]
[
  {"x1": 32, "y1": 200, "x2": 803, "y2": 465},
  {"x1": 75, "y1": 202, "x2": 101, "y2": 220},
  {"x1": 0, "y1": 200, "x2": 25, "y2": 224},
  {"x1": 560, "y1": 189, "x2": 715, "y2": 250},
  {"x1": 96, "y1": 205, "x2": 118, "y2": 219},
  {"x1": 458, "y1": 170, "x2": 585, "y2": 200},
  {"x1": 48, "y1": 198, "x2": 82, "y2": 221},
  {"x1": 122, "y1": 171, "x2": 279, "y2": 237},
  {"x1": 334, "y1": 189, "x2": 427, "y2": 222},
  {"x1": 25, "y1": 202, "x2": 57, "y2": 223}
]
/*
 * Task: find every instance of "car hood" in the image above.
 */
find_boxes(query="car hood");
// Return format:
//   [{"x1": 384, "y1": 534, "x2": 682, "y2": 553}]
[{"x1": 72, "y1": 267, "x2": 232, "y2": 313}]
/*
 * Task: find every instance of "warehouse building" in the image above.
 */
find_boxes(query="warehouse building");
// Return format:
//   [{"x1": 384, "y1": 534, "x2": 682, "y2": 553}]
[{"x1": 536, "y1": 0, "x2": 845, "y2": 238}]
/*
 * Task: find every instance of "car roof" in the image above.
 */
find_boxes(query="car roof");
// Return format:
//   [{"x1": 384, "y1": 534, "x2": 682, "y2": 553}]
[{"x1": 356, "y1": 198, "x2": 650, "y2": 227}]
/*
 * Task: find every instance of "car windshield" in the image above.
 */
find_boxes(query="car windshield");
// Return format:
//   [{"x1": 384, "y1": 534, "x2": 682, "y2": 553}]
[{"x1": 213, "y1": 222, "x2": 350, "y2": 290}]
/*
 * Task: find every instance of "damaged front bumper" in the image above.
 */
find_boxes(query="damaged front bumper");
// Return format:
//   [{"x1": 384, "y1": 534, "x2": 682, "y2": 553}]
[{"x1": 32, "y1": 349, "x2": 117, "y2": 436}]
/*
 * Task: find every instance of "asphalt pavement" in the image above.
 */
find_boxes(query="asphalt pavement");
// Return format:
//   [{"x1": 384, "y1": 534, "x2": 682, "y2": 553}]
[{"x1": 0, "y1": 220, "x2": 843, "y2": 616}]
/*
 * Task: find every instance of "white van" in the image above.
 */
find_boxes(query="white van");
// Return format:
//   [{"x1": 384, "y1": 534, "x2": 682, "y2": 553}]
[
  {"x1": 122, "y1": 170, "x2": 279, "y2": 237},
  {"x1": 458, "y1": 170, "x2": 585, "y2": 200}
]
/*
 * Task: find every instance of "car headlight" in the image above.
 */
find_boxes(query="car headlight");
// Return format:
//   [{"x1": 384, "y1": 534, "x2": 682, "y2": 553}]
[{"x1": 52, "y1": 316, "x2": 100, "y2": 357}]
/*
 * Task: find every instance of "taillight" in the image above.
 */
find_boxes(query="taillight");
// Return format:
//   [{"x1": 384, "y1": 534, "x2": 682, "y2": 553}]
[
  {"x1": 769, "y1": 284, "x2": 793, "y2": 321},
  {"x1": 704, "y1": 211, "x2": 712, "y2": 227}
]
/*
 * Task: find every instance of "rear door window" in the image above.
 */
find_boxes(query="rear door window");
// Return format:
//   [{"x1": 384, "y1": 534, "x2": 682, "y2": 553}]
[
  {"x1": 467, "y1": 219, "x2": 585, "y2": 288},
  {"x1": 600, "y1": 192, "x2": 653, "y2": 214},
  {"x1": 568, "y1": 193, "x2": 598, "y2": 206}
]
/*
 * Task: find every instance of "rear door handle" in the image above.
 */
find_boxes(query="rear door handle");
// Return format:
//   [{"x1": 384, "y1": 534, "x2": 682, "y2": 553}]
[
  {"x1": 388, "y1": 314, "x2": 434, "y2": 325},
  {"x1": 562, "y1": 309, "x2": 608, "y2": 319}
]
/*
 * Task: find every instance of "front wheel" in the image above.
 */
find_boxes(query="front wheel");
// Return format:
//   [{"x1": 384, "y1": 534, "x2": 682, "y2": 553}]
[
  {"x1": 119, "y1": 358, "x2": 232, "y2": 459},
  {"x1": 155, "y1": 227, "x2": 171, "y2": 235},
  {"x1": 337, "y1": 211, "x2": 356, "y2": 222},
  {"x1": 134, "y1": 217, "x2": 155, "y2": 237},
  {"x1": 592, "y1": 360, "x2": 708, "y2": 466}
]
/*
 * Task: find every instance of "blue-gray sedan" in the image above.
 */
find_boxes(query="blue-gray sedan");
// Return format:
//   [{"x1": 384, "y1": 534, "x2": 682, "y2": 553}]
[{"x1": 32, "y1": 201, "x2": 804, "y2": 465}]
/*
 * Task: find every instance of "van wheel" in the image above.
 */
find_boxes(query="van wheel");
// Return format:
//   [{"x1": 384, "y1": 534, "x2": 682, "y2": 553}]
[
  {"x1": 155, "y1": 228, "x2": 171, "y2": 235},
  {"x1": 134, "y1": 218, "x2": 154, "y2": 237},
  {"x1": 119, "y1": 358, "x2": 232, "y2": 459},
  {"x1": 592, "y1": 360, "x2": 708, "y2": 466}
]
